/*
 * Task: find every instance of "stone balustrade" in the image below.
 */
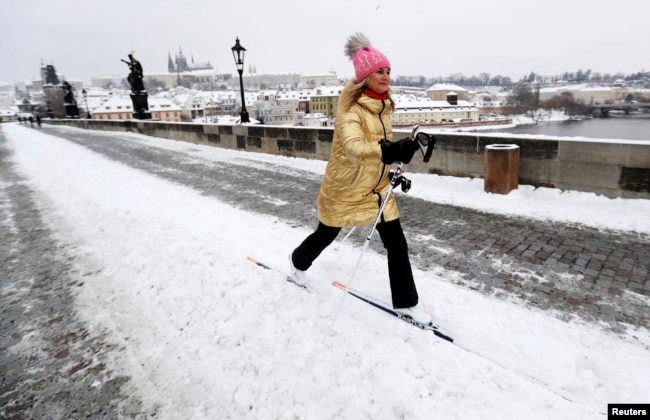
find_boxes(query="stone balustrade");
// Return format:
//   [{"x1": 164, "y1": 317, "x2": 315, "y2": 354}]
[{"x1": 45, "y1": 119, "x2": 650, "y2": 199}]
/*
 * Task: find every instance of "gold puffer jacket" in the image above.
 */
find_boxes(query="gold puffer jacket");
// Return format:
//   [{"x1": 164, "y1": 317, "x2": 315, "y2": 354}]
[{"x1": 317, "y1": 94, "x2": 398, "y2": 227}]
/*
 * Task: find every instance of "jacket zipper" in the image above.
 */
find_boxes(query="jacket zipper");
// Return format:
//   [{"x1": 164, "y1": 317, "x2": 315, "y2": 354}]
[{"x1": 373, "y1": 100, "x2": 388, "y2": 217}]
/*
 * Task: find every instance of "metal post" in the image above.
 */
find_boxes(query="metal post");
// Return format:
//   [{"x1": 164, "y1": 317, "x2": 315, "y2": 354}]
[
  {"x1": 231, "y1": 37, "x2": 250, "y2": 123},
  {"x1": 237, "y1": 68, "x2": 249, "y2": 123}
]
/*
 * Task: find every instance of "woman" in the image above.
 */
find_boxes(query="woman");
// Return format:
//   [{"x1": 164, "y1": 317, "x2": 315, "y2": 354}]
[{"x1": 289, "y1": 33, "x2": 430, "y2": 325}]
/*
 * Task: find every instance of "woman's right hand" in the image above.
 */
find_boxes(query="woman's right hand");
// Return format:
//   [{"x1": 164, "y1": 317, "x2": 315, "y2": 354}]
[{"x1": 380, "y1": 138, "x2": 419, "y2": 164}]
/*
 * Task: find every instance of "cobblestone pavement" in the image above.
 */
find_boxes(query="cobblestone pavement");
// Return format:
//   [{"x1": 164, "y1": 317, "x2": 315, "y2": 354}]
[
  {"x1": 0, "y1": 128, "x2": 149, "y2": 418},
  {"x1": 2, "y1": 124, "x2": 649, "y2": 417}
]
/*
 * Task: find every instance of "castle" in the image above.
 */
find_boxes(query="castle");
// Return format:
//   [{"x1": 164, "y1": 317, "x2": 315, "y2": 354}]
[{"x1": 168, "y1": 47, "x2": 213, "y2": 73}]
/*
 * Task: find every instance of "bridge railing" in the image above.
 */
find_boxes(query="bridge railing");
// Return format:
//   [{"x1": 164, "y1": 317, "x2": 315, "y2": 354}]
[{"x1": 43, "y1": 118, "x2": 650, "y2": 199}]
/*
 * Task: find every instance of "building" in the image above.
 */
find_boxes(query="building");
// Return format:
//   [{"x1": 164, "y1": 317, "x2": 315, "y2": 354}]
[
  {"x1": 91, "y1": 95, "x2": 182, "y2": 122},
  {"x1": 253, "y1": 91, "x2": 300, "y2": 125},
  {"x1": 237, "y1": 73, "x2": 301, "y2": 90},
  {"x1": 0, "y1": 109, "x2": 17, "y2": 122},
  {"x1": 426, "y1": 84, "x2": 469, "y2": 101},
  {"x1": 300, "y1": 71, "x2": 339, "y2": 89},
  {"x1": 538, "y1": 84, "x2": 620, "y2": 105},
  {"x1": 168, "y1": 88, "x2": 259, "y2": 122},
  {"x1": 309, "y1": 86, "x2": 343, "y2": 119},
  {"x1": 577, "y1": 86, "x2": 617, "y2": 105},
  {"x1": 0, "y1": 81, "x2": 18, "y2": 121},
  {"x1": 303, "y1": 113, "x2": 332, "y2": 127},
  {"x1": 90, "y1": 96, "x2": 131, "y2": 120},
  {"x1": 92, "y1": 70, "x2": 232, "y2": 92},
  {"x1": 472, "y1": 100, "x2": 507, "y2": 116},
  {"x1": 274, "y1": 91, "x2": 303, "y2": 125},
  {"x1": 295, "y1": 89, "x2": 313, "y2": 115},
  {"x1": 149, "y1": 96, "x2": 183, "y2": 122},
  {"x1": 93, "y1": 66, "x2": 334, "y2": 93},
  {"x1": 168, "y1": 47, "x2": 213, "y2": 73},
  {"x1": 392, "y1": 94, "x2": 479, "y2": 126},
  {"x1": 0, "y1": 82, "x2": 16, "y2": 108},
  {"x1": 246, "y1": 85, "x2": 479, "y2": 127}
]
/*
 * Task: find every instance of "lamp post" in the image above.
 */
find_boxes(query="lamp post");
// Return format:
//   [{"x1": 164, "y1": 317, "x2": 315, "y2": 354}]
[
  {"x1": 231, "y1": 37, "x2": 249, "y2": 123},
  {"x1": 82, "y1": 88, "x2": 90, "y2": 118}
]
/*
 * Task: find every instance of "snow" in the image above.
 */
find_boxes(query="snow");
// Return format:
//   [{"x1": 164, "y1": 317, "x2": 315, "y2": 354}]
[{"x1": 3, "y1": 123, "x2": 650, "y2": 419}]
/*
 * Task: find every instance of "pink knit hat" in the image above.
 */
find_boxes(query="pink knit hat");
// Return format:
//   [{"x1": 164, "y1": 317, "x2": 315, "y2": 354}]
[{"x1": 345, "y1": 33, "x2": 391, "y2": 83}]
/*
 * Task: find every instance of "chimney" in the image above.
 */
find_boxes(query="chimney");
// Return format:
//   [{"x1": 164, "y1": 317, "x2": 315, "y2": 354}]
[{"x1": 446, "y1": 92, "x2": 458, "y2": 105}]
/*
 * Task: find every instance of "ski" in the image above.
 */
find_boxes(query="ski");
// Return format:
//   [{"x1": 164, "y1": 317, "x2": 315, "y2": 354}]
[
  {"x1": 247, "y1": 256, "x2": 312, "y2": 292},
  {"x1": 332, "y1": 281, "x2": 454, "y2": 343},
  {"x1": 247, "y1": 256, "x2": 453, "y2": 341},
  {"x1": 330, "y1": 281, "x2": 580, "y2": 402},
  {"x1": 248, "y1": 256, "x2": 577, "y2": 402}
]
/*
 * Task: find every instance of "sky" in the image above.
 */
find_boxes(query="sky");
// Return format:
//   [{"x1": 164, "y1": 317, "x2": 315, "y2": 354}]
[
  {"x1": 3, "y1": 122, "x2": 650, "y2": 418},
  {"x1": 1, "y1": 0, "x2": 649, "y2": 85}
]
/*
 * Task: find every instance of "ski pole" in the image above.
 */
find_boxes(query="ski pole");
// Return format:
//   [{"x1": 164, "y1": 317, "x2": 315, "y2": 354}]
[{"x1": 329, "y1": 162, "x2": 404, "y2": 328}]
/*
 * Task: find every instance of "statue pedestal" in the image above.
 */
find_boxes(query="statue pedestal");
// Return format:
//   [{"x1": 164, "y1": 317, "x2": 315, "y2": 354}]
[
  {"x1": 130, "y1": 92, "x2": 151, "y2": 120},
  {"x1": 43, "y1": 85, "x2": 66, "y2": 118},
  {"x1": 64, "y1": 104, "x2": 80, "y2": 118}
]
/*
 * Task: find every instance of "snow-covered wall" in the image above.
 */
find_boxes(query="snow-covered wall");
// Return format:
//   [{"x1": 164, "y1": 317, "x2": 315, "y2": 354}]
[{"x1": 44, "y1": 119, "x2": 650, "y2": 199}]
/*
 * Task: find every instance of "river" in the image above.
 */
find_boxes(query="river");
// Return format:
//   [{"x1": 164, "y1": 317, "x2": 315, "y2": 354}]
[{"x1": 476, "y1": 114, "x2": 650, "y2": 141}]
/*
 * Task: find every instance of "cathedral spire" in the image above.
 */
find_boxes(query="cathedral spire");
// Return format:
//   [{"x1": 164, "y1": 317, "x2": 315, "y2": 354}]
[{"x1": 168, "y1": 52, "x2": 175, "y2": 73}]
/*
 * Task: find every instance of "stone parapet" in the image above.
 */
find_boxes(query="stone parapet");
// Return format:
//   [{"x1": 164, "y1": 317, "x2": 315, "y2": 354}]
[{"x1": 44, "y1": 119, "x2": 650, "y2": 199}]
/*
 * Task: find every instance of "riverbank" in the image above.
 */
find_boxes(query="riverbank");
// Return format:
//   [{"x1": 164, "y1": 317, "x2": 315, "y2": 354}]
[
  {"x1": 446, "y1": 110, "x2": 570, "y2": 133},
  {"x1": 457, "y1": 111, "x2": 649, "y2": 141}
]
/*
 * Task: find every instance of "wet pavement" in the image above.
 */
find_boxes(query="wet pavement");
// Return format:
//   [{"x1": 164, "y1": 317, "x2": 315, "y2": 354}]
[
  {"x1": 0, "y1": 127, "x2": 148, "y2": 418},
  {"x1": 1, "y1": 124, "x2": 649, "y2": 418}
]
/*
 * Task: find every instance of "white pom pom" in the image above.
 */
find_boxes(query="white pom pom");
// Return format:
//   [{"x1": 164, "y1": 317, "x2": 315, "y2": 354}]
[{"x1": 344, "y1": 32, "x2": 372, "y2": 60}]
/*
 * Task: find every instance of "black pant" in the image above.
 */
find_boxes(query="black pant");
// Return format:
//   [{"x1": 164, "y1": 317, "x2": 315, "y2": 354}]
[{"x1": 291, "y1": 219, "x2": 419, "y2": 308}]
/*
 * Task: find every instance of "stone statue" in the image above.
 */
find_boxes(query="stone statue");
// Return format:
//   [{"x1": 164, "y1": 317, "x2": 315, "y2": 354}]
[
  {"x1": 121, "y1": 53, "x2": 145, "y2": 92},
  {"x1": 121, "y1": 52, "x2": 150, "y2": 119},
  {"x1": 62, "y1": 81, "x2": 76, "y2": 105},
  {"x1": 61, "y1": 80, "x2": 79, "y2": 118},
  {"x1": 45, "y1": 65, "x2": 59, "y2": 85}
]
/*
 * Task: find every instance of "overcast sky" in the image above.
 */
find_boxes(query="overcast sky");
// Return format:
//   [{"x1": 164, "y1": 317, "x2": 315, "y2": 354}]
[{"x1": 2, "y1": 0, "x2": 648, "y2": 84}]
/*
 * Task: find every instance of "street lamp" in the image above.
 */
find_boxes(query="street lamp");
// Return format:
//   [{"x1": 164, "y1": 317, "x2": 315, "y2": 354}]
[
  {"x1": 231, "y1": 37, "x2": 249, "y2": 123},
  {"x1": 82, "y1": 88, "x2": 90, "y2": 118}
]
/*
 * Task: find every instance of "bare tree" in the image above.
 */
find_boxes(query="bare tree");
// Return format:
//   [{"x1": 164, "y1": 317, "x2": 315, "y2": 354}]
[{"x1": 506, "y1": 83, "x2": 536, "y2": 114}]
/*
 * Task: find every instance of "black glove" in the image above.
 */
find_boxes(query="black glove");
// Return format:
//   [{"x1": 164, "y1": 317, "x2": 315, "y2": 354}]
[{"x1": 380, "y1": 138, "x2": 419, "y2": 164}]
